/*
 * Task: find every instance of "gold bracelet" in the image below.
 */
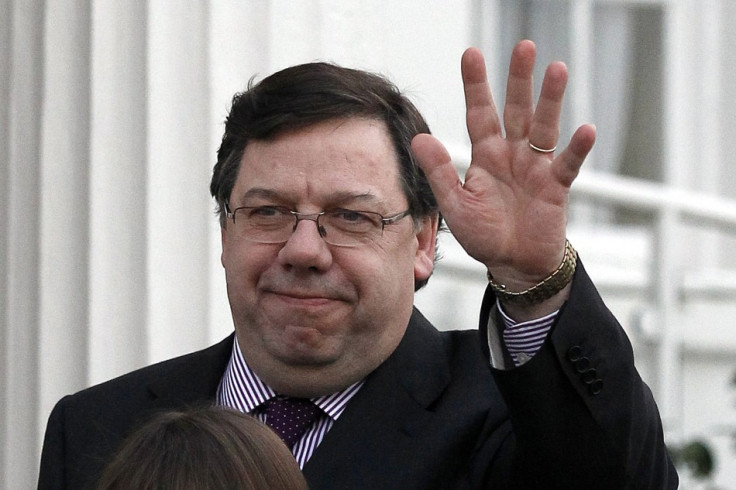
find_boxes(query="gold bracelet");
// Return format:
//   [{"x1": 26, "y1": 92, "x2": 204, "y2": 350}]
[{"x1": 487, "y1": 240, "x2": 577, "y2": 306}]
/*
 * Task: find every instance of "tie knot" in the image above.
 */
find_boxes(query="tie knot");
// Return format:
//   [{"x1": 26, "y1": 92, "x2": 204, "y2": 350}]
[{"x1": 264, "y1": 396, "x2": 321, "y2": 449}]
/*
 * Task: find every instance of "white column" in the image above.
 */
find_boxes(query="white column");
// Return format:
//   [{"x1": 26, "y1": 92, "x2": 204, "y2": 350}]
[
  {"x1": 722, "y1": 0, "x2": 736, "y2": 207},
  {"x1": 37, "y1": 0, "x2": 92, "y2": 439},
  {"x1": 88, "y1": 0, "x2": 149, "y2": 385},
  {"x1": 658, "y1": 0, "x2": 692, "y2": 438},
  {"x1": 206, "y1": 0, "x2": 271, "y2": 343},
  {"x1": 0, "y1": 8, "x2": 11, "y2": 468},
  {"x1": 567, "y1": 0, "x2": 598, "y2": 226},
  {"x1": 472, "y1": 0, "x2": 502, "y2": 89},
  {"x1": 698, "y1": 0, "x2": 722, "y2": 268},
  {"x1": 145, "y1": 2, "x2": 211, "y2": 362},
  {"x1": 2, "y1": 2, "x2": 44, "y2": 487}
]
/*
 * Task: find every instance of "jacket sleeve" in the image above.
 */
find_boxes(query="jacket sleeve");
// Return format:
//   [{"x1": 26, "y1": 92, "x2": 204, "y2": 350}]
[{"x1": 482, "y1": 259, "x2": 679, "y2": 489}]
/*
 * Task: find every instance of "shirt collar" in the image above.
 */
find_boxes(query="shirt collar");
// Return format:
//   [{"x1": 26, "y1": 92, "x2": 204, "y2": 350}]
[{"x1": 217, "y1": 335, "x2": 364, "y2": 421}]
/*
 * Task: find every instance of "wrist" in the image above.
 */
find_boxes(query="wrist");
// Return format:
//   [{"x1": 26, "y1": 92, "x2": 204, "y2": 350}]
[
  {"x1": 487, "y1": 239, "x2": 577, "y2": 307},
  {"x1": 499, "y1": 282, "x2": 571, "y2": 322}
]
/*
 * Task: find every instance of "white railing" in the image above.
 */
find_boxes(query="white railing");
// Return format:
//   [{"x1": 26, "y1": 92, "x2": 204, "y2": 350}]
[{"x1": 574, "y1": 170, "x2": 736, "y2": 235}]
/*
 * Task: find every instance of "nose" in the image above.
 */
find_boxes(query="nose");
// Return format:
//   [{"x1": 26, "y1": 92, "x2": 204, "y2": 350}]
[
  {"x1": 277, "y1": 217, "x2": 333, "y2": 272},
  {"x1": 292, "y1": 213, "x2": 326, "y2": 238}
]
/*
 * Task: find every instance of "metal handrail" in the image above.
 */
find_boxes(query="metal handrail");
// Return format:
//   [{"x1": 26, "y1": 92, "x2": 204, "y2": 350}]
[{"x1": 573, "y1": 170, "x2": 736, "y2": 233}]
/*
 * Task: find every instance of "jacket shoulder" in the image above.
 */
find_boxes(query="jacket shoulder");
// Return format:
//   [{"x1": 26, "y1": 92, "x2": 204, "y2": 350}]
[
  {"x1": 72, "y1": 334, "x2": 232, "y2": 400},
  {"x1": 39, "y1": 335, "x2": 235, "y2": 490}
]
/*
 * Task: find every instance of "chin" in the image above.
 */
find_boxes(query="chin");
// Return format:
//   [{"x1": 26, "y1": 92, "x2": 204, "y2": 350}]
[
  {"x1": 274, "y1": 345, "x2": 341, "y2": 368},
  {"x1": 265, "y1": 361, "x2": 357, "y2": 398}
]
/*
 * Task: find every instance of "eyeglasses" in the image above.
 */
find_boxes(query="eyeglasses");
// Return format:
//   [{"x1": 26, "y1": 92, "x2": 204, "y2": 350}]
[{"x1": 225, "y1": 204, "x2": 413, "y2": 247}]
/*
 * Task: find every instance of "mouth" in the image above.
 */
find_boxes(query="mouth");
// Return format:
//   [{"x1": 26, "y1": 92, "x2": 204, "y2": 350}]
[
  {"x1": 277, "y1": 292, "x2": 331, "y2": 303},
  {"x1": 258, "y1": 275, "x2": 352, "y2": 313},
  {"x1": 266, "y1": 290, "x2": 342, "y2": 308}
]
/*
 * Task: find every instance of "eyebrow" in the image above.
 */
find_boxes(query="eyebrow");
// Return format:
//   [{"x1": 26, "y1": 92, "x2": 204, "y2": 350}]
[
  {"x1": 233, "y1": 188, "x2": 383, "y2": 207},
  {"x1": 236, "y1": 188, "x2": 284, "y2": 202}
]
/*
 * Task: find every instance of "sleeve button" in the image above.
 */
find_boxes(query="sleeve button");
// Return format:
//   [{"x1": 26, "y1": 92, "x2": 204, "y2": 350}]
[
  {"x1": 567, "y1": 345, "x2": 583, "y2": 362},
  {"x1": 581, "y1": 368, "x2": 598, "y2": 384},
  {"x1": 574, "y1": 357, "x2": 591, "y2": 373},
  {"x1": 589, "y1": 379, "x2": 603, "y2": 395}
]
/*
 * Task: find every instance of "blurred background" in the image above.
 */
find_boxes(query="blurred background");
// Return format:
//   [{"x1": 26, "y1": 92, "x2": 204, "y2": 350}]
[{"x1": 3, "y1": 0, "x2": 735, "y2": 488}]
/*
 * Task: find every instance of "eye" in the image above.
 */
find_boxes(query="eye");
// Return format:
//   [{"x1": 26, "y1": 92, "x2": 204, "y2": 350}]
[
  {"x1": 327, "y1": 209, "x2": 380, "y2": 231},
  {"x1": 336, "y1": 210, "x2": 371, "y2": 222},
  {"x1": 247, "y1": 206, "x2": 289, "y2": 217}
]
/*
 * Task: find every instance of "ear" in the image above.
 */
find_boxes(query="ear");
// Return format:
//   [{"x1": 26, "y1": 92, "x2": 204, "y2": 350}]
[
  {"x1": 220, "y1": 224, "x2": 228, "y2": 268},
  {"x1": 413, "y1": 214, "x2": 438, "y2": 281}
]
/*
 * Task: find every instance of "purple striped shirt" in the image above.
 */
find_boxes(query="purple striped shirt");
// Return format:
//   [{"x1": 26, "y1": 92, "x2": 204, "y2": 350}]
[
  {"x1": 215, "y1": 338, "x2": 364, "y2": 468},
  {"x1": 498, "y1": 299, "x2": 557, "y2": 367}
]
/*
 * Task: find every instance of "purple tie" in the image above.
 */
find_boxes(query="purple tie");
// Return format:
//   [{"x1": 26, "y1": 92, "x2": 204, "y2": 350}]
[{"x1": 264, "y1": 396, "x2": 321, "y2": 448}]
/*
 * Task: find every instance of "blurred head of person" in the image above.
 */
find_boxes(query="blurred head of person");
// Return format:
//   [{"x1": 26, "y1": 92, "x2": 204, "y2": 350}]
[{"x1": 96, "y1": 405, "x2": 309, "y2": 490}]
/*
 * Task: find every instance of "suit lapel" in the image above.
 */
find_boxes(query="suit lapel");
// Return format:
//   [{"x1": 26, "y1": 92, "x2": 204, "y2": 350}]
[
  {"x1": 303, "y1": 309, "x2": 451, "y2": 487},
  {"x1": 145, "y1": 334, "x2": 235, "y2": 409}
]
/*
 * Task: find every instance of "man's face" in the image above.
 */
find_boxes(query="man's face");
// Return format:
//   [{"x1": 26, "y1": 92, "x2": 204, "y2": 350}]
[{"x1": 221, "y1": 118, "x2": 436, "y2": 397}]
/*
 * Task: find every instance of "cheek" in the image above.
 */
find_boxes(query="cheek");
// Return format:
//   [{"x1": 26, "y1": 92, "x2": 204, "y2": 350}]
[
  {"x1": 348, "y1": 244, "x2": 417, "y2": 307},
  {"x1": 222, "y1": 242, "x2": 272, "y2": 290}
]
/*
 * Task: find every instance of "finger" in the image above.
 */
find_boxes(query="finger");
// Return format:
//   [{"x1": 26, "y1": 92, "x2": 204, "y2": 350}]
[
  {"x1": 503, "y1": 39, "x2": 536, "y2": 140},
  {"x1": 462, "y1": 47, "x2": 502, "y2": 144},
  {"x1": 552, "y1": 124, "x2": 596, "y2": 187},
  {"x1": 411, "y1": 133, "x2": 463, "y2": 209},
  {"x1": 528, "y1": 61, "x2": 568, "y2": 154}
]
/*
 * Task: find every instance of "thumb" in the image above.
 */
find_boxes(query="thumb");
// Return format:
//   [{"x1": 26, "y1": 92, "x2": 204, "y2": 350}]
[{"x1": 411, "y1": 133, "x2": 462, "y2": 206}]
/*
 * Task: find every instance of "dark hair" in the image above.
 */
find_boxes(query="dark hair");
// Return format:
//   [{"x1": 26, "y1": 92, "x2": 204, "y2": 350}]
[
  {"x1": 209, "y1": 62, "x2": 444, "y2": 289},
  {"x1": 96, "y1": 406, "x2": 309, "y2": 490}
]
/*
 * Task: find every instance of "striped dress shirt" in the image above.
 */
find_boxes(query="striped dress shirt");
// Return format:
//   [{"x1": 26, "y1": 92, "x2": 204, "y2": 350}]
[
  {"x1": 216, "y1": 339, "x2": 363, "y2": 468},
  {"x1": 498, "y1": 300, "x2": 557, "y2": 367}
]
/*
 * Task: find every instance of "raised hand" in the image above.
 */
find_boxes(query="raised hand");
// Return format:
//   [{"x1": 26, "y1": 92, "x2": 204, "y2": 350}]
[{"x1": 412, "y1": 40, "x2": 595, "y2": 313}]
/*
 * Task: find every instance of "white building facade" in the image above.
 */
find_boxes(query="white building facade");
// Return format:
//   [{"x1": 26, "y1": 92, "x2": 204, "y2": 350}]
[{"x1": 2, "y1": 1, "x2": 736, "y2": 487}]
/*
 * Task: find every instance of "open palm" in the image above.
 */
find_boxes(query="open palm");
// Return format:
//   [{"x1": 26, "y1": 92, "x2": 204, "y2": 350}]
[{"x1": 412, "y1": 40, "x2": 596, "y2": 292}]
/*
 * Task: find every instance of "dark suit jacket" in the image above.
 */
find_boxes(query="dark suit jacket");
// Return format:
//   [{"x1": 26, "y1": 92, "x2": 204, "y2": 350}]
[{"x1": 38, "y1": 262, "x2": 677, "y2": 489}]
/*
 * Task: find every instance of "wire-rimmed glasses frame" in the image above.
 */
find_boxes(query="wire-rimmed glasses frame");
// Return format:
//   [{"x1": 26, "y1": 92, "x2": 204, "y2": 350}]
[{"x1": 224, "y1": 203, "x2": 413, "y2": 247}]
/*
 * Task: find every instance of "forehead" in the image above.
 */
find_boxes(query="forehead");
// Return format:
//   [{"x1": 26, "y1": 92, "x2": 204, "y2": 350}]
[{"x1": 232, "y1": 118, "x2": 405, "y2": 207}]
